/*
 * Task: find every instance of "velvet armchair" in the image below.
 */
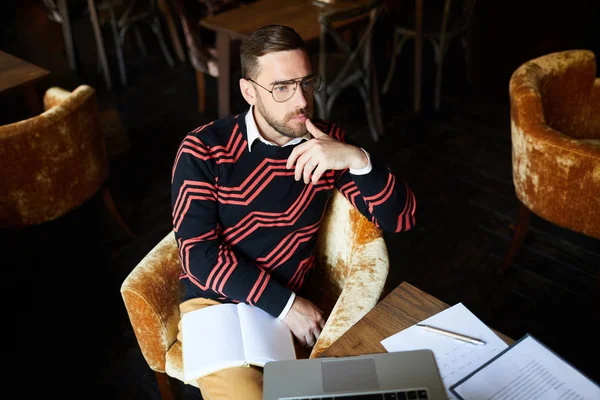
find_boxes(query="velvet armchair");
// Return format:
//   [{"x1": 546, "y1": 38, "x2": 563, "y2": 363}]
[
  {"x1": 121, "y1": 189, "x2": 390, "y2": 399},
  {"x1": 0, "y1": 85, "x2": 136, "y2": 237},
  {"x1": 502, "y1": 49, "x2": 600, "y2": 273}
]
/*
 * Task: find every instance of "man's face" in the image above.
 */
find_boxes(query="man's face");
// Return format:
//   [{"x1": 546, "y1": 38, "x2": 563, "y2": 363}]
[{"x1": 252, "y1": 49, "x2": 314, "y2": 140}]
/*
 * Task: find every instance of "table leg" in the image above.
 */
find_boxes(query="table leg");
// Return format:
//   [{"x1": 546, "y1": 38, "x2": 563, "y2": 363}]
[
  {"x1": 216, "y1": 31, "x2": 231, "y2": 119},
  {"x1": 413, "y1": 0, "x2": 423, "y2": 113},
  {"x1": 87, "y1": 0, "x2": 113, "y2": 90},
  {"x1": 57, "y1": 0, "x2": 77, "y2": 72}
]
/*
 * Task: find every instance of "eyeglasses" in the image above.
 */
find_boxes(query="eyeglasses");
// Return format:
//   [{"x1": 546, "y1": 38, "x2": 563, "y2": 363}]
[{"x1": 246, "y1": 74, "x2": 324, "y2": 103}]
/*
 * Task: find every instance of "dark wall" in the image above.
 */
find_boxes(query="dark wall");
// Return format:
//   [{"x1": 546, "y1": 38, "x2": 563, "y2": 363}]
[{"x1": 470, "y1": 0, "x2": 600, "y2": 101}]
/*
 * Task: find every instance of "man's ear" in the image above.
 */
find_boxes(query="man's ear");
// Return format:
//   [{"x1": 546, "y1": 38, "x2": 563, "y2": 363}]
[{"x1": 240, "y1": 78, "x2": 257, "y2": 106}]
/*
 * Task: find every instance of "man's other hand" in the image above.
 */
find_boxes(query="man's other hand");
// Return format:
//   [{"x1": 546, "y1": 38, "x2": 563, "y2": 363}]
[{"x1": 282, "y1": 296, "x2": 326, "y2": 348}]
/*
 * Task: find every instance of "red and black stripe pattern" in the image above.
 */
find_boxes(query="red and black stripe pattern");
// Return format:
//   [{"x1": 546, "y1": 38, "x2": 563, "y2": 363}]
[{"x1": 171, "y1": 112, "x2": 416, "y2": 317}]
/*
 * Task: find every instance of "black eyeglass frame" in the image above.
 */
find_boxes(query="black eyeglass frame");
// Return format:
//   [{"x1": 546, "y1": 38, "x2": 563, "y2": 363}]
[{"x1": 246, "y1": 74, "x2": 324, "y2": 103}]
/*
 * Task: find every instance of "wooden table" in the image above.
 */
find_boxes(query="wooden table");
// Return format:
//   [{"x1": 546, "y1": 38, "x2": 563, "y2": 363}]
[
  {"x1": 0, "y1": 50, "x2": 50, "y2": 114},
  {"x1": 320, "y1": 281, "x2": 513, "y2": 358},
  {"x1": 200, "y1": 0, "x2": 372, "y2": 119}
]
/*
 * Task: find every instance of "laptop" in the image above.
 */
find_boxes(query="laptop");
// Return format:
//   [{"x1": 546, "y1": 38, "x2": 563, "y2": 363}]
[{"x1": 263, "y1": 350, "x2": 448, "y2": 400}]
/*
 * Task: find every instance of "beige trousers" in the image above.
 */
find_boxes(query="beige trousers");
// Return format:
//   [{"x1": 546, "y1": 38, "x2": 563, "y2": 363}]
[{"x1": 178, "y1": 298, "x2": 264, "y2": 400}]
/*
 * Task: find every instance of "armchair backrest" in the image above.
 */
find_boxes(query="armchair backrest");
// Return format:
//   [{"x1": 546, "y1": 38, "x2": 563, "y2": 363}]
[
  {"x1": 121, "y1": 190, "x2": 387, "y2": 372},
  {"x1": 510, "y1": 49, "x2": 600, "y2": 140},
  {"x1": 0, "y1": 85, "x2": 108, "y2": 227}
]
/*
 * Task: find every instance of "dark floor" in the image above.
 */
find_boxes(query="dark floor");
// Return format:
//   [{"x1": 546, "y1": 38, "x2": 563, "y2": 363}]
[{"x1": 3, "y1": 1, "x2": 600, "y2": 399}]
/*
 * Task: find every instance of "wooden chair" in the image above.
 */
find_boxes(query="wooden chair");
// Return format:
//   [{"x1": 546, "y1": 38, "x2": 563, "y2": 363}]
[
  {"x1": 0, "y1": 85, "x2": 137, "y2": 238},
  {"x1": 121, "y1": 190, "x2": 390, "y2": 399},
  {"x1": 382, "y1": 0, "x2": 477, "y2": 110},
  {"x1": 315, "y1": 0, "x2": 385, "y2": 142},
  {"x1": 170, "y1": 0, "x2": 251, "y2": 114},
  {"x1": 103, "y1": 0, "x2": 178, "y2": 86},
  {"x1": 502, "y1": 49, "x2": 600, "y2": 274},
  {"x1": 51, "y1": 0, "x2": 182, "y2": 90}
]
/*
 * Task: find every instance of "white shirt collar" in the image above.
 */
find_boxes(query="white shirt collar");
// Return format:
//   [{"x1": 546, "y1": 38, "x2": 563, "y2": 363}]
[{"x1": 245, "y1": 105, "x2": 311, "y2": 152}]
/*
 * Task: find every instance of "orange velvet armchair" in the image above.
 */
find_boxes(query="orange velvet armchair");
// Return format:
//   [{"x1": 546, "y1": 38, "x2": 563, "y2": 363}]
[
  {"x1": 121, "y1": 189, "x2": 390, "y2": 400},
  {"x1": 502, "y1": 49, "x2": 600, "y2": 273},
  {"x1": 0, "y1": 85, "x2": 136, "y2": 237}
]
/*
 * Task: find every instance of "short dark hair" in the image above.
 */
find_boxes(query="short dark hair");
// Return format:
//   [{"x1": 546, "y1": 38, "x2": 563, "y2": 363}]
[{"x1": 240, "y1": 25, "x2": 308, "y2": 80}]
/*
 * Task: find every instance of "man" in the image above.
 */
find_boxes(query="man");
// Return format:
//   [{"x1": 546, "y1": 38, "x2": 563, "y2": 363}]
[{"x1": 171, "y1": 24, "x2": 416, "y2": 400}]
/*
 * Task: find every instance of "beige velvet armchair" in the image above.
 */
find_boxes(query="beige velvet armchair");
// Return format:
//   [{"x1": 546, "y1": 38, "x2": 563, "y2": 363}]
[
  {"x1": 121, "y1": 189, "x2": 390, "y2": 399},
  {"x1": 502, "y1": 49, "x2": 600, "y2": 273},
  {"x1": 0, "y1": 85, "x2": 136, "y2": 237}
]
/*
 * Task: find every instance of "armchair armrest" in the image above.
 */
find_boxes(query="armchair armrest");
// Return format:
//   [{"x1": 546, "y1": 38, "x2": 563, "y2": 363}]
[
  {"x1": 121, "y1": 231, "x2": 183, "y2": 372},
  {"x1": 310, "y1": 237, "x2": 389, "y2": 358}
]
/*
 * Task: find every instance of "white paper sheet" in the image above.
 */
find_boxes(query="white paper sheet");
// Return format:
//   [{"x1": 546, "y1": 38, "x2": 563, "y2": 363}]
[
  {"x1": 450, "y1": 335, "x2": 600, "y2": 400},
  {"x1": 181, "y1": 303, "x2": 245, "y2": 382},
  {"x1": 380, "y1": 303, "x2": 509, "y2": 400},
  {"x1": 238, "y1": 303, "x2": 296, "y2": 365}
]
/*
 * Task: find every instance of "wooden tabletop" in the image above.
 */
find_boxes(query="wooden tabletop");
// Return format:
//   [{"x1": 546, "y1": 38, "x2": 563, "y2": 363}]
[
  {"x1": 0, "y1": 50, "x2": 50, "y2": 94},
  {"x1": 200, "y1": 0, "x2": 373, "y2": 41},
  {"x1": 320, "y1": 282, "x2": 513, "y2": 358}
]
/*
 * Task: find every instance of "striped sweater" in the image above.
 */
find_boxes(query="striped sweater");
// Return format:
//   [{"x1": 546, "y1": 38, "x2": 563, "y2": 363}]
[{"x1": 171, "y1": 111, "x2": 416, "y2": 317}]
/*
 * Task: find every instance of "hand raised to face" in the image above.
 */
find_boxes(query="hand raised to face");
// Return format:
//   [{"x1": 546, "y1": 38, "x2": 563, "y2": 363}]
[{"x1": 286, "y1": 119, "x2": 368, "y2": 184}]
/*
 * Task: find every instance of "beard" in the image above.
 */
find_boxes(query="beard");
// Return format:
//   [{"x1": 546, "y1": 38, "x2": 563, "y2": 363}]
[{"x1": 255, "y1": 95, "x2": 313, "y2": 139}]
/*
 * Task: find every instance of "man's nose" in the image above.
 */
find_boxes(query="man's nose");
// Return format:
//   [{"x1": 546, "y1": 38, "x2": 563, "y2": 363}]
[{"x1": 292, "y1": 84, "x2": 308, "y2": 108}]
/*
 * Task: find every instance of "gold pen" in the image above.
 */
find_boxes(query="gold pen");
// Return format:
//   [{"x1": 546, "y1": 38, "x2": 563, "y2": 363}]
[{"x1": 416, "y1": 324, "x2": 486, "y2": 345}]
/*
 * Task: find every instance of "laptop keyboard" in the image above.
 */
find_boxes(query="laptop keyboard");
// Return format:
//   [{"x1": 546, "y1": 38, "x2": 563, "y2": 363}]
[{"x1": 288, "y1": 388, "x2": 429, "y2": 399}]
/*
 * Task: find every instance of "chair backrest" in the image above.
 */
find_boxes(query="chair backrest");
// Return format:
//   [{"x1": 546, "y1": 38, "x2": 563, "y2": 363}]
[
  {"x1": 437, "y1": 0, "x2": 477, "y2": 47},
  {"x1": 315, "y1": 0, "x2": 384, "y2": 117},
  {"x1": 171, "y1": 0, "x2": 250, "y2": 73},
  {"x1": 0, "y1": 85, "x2": 108, "y2": 228},
  {"x1": 511, "y1": 50, "x2": 599, "y2": 140},
  {"x1": 120, "y1": 189, "x2": 386, "y2": 373}
]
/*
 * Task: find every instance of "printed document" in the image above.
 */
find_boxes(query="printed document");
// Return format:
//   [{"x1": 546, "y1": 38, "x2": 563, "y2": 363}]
[{"x1": 450, "y1": 334, "x2": 600, "y2": 400}]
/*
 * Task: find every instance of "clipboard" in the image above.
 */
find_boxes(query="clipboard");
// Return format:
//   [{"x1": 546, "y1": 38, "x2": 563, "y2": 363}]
[{"x1": 449, "y1": 333, "x2": 600, "y2": 400}]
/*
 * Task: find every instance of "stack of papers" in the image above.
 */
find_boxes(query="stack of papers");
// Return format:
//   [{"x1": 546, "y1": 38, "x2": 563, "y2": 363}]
[{"x1": 381, "y1": 303, "x2": 600, "y2": 400}]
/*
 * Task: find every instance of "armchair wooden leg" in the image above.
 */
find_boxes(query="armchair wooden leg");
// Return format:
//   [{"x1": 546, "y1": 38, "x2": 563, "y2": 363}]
[
  {"x1": 100, "y1": 185, "x2": 137, "y2": 239},
  {"x1": 500, "y1": 203, "x2": 531, "y2": 274},
  {"x1": 196, "y1": 70, "x2": 206, "y2": 114},
  {"x1": 155, "y1": 371, "x2": 182, "y2": 400}
]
